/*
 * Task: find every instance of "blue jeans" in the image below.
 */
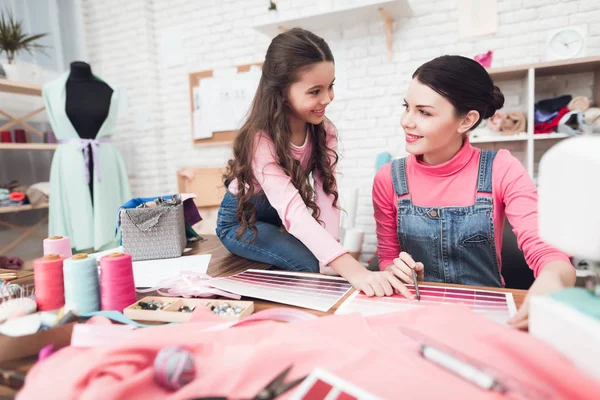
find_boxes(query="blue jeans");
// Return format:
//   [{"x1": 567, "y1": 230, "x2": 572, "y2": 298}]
[{"x1": 215, "y1": 191, "x2": 319, "y2": 273}]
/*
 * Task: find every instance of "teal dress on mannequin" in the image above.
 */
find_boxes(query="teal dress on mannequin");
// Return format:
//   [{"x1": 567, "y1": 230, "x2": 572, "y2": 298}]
[{"x1": 43, "y1": 72, "x2": 131, "y2": 251}]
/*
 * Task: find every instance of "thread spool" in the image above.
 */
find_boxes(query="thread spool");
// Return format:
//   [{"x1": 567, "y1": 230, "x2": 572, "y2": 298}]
[
  {"x1": 43, "y1": 236, "x2": 72, "y2": 258},
  {"x1": 153, "y1": 346, "x2": 196, "y2": 391},
  {"x1": 99, "y1": 252, "x2": 136, "y2": 312},
  {"x1": 13, "y1": 129, "x2": 27, "y2": 143},
  {"x1": 63, "y1": 253, "x2": 100, "y2": 314},
  {"x1": 33, "y1": 254, "x2": 65, "y2": 311},
  {"x1": 44, "y1": 131, "x2": 57, "y2": 144},
  {"x1": 0, "y1": 131, "x2": 12, "y2": 143}
]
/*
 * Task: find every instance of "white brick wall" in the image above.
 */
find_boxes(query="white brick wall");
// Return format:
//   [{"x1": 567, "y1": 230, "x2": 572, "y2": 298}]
[{"x1": 82, "y1": 0, "x2": 600, "y2": 261}]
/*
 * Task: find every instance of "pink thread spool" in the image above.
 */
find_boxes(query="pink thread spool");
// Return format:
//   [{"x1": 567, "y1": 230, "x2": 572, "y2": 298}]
[
  {"x1": 33, "y1": 254, "x2": 65, "y2": 311},
  {"x1": 99, "y1": 252, "x2": 136, "y2": 312},
  {"x1": 43, "y1": 236, "x2": 72, "y2": 258}
]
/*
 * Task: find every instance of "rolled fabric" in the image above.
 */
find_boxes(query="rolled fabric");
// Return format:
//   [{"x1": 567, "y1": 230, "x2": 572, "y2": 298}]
[
  {"x1": 568, "y1": 96, "x2": 591, "y2": 112},
  {"x1": 583, "y1": 107, "x2": 600, "y2": 126},
  {"x1": 487, "y1": 111, "x2": 505, "y2": 131},
  {"x1": 500, "y1": 112, "x2": 527, "y2": 135}
]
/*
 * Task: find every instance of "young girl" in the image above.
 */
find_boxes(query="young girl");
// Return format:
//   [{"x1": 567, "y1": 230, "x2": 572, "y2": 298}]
[
  {"x1": 372, "y1": 55, "x2": 576, "y2": 329},
  {"x1": 217, "y1": 28, "x2": 409, "y2": 298}
]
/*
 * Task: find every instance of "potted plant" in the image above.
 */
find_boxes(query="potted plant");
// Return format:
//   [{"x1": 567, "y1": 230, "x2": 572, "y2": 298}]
[{"x1": 0, "y1": 8, "x2": 48, "y2": 81}]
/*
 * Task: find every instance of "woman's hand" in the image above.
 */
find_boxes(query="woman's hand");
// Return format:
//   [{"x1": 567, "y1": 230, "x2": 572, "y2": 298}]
[
  {"x1": 508, "y1": 261, "x2": 574, "y2": 330},
  {"x1": 385, "y1": 252, "x2": 424, "y2": 284}
]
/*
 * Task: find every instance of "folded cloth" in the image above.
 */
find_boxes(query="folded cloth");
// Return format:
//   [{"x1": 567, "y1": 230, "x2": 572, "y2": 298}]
[
  {"x1": 535, "y1": 106, "x2": 570, "y2": 134},
  {"x1": 567, "y1": 96, "x2": 591, "y2": 112},
  {"x1": 584, "y1": 107, "x2": 600, "y2": 126},
  {"x1": 500, "y1": 111, "x2": 526, "y2": 135},
  {"x1": 557, "y1": 110, "x2": 592, "y2": 136},
  {"x1": 534, "y1": 109, "x2": 558, "y2": 124},
  {"x1": 26, "y1": 188, "x2": 48, "y2": 206},
  {"x1": 535, "y1": 95, "x2": 572, "y2": 114},
  {"x1": 29, "y1": 182, "x2": 50, "y2": 197},
  {"x1": 0, "y1": 180, "x2": 18, "y2": 191},
  {"x1": 486, "y1": 111, "x2": 505, "y2": 131},
  {"x1": 16, "y1": 306, "x2": 600, "y2": 400}
]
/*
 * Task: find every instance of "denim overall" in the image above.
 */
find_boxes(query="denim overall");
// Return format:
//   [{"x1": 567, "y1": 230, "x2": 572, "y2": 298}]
[{"x1": 391, "y1": 149, "x2": 503, "y2": 287}]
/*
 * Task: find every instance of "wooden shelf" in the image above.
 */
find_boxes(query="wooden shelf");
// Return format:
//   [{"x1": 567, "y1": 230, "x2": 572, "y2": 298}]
[
  {"x1": 470, "y1": 133, "x2": 528, "y2": 143},
  {"x1": 470, "y1": 132, "x2": 571, "y2": 143},
  {"x1": 533, "y1": 133, "x2": 570, "y2": 140},
  {"x1": 487, "y1": 56, "x2": 600, "y2": 80},
  {"x1": 252, "y1": 0, "x2": 412, "y2": 60},
  {"x1": 0, "y1": 143, "x2": 57, "y2": 150},
  {"x1": 0, "y1": 203, "x2": 48, "y2": 214},
  {"x1": 0, "y1": 79, "x2": 43, "y2": 96}
]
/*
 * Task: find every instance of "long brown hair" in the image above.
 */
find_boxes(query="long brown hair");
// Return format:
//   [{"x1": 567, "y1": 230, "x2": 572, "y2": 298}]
[{"x1": 224, "y1": 28, "x2": 339, "y2": 240}]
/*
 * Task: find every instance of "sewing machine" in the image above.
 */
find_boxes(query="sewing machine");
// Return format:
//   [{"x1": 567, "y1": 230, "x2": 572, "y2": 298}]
[{"x1": 532, "y1": 135, "x2": 600, "y2": 381}]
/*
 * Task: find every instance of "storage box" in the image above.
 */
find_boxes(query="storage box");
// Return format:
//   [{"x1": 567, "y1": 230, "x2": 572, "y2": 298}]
[{"x1": 123, "y1": 296, "x2": 254, "y2": 323}]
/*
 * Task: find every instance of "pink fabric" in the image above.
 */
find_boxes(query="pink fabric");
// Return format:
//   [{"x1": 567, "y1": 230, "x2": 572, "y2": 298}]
[
  {"x1": 17, "y1": 305, "x2": 599, "y2": 400},
  {"x1": 228, "y1": 121, "x2": 346, "y2": 266},
  {"x1": 372, "y1": 138, "x2": 571, "y2": 277}
]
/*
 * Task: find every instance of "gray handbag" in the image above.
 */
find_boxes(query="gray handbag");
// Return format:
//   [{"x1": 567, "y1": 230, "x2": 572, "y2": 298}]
[{"x1": 120, "y1": 195, "x2": 187, "y2": 261}]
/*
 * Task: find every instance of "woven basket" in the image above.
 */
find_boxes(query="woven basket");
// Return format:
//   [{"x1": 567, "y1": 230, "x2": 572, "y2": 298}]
[{"x1": 120, "y1": 203, "x2": 186, "y2": 261}]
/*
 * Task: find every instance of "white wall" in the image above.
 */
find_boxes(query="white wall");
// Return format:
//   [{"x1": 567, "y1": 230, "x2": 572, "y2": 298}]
[{"x1": 81, "y1": 0, "x2": 600, "y2": 261}]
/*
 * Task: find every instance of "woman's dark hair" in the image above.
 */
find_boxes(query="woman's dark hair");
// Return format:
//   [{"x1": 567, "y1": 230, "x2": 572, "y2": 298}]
[
  {"x1": 224, "y1": 28, "x2": 339, "y2": 240},
  {"x1": 413, "y1": 55, "x2": 504, "y2": 130}
]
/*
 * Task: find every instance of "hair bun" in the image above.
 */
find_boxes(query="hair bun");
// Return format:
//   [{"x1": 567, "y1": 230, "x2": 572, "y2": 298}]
[{"x1": 491, "y1": 85, "x2": 505, "y2": 111}]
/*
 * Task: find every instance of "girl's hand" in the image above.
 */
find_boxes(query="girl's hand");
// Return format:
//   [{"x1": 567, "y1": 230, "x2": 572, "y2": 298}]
[
  {"x1": 385, "y1": 252, "x2": 424, "y2": 284},
  {"x1": 348, "y1": 269, "x2": 414, "y2": 299}
]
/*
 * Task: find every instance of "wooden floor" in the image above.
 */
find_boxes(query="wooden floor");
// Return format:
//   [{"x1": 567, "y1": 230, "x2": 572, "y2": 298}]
[{"x1": 0, "y1": 235, "x2": 527, "y2": 397}]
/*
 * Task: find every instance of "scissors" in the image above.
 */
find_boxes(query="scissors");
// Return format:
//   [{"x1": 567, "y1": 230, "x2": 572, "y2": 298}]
[{"x1": 192, "y1": 365, "x2": 306, "y2": 400}]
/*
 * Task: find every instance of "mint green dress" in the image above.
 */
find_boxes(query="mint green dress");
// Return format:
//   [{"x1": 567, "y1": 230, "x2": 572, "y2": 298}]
[{"x1": 43, "y1": 73, "x2": 131, "y2": 251}]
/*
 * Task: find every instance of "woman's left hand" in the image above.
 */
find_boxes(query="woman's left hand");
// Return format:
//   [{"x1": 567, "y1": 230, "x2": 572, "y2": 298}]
[{"x1": 508, "y1": 271, "x2": 564, "y2": 330}]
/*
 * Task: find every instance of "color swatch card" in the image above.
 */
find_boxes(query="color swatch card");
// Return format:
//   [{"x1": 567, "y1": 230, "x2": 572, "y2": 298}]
[
  {"x1": 335, "y1": 285, "x2": 517, "y2": 325},
  {"x1": 209, "y1": 269, "x2": 353, "y2": 312},
  {"x1": 290, "y1": 368, "x2": 382, "y2": 400}
]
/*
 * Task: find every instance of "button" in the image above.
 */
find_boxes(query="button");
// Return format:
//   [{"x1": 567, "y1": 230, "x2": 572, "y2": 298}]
[{"x1": 429, "y1": 210, "x2": 438, "y2": 218}]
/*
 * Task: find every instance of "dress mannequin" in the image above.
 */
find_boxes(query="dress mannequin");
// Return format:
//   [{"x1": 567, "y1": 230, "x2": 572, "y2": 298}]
[{"x1": 65, "y1": 61, "x2": 113, "y2": 202}]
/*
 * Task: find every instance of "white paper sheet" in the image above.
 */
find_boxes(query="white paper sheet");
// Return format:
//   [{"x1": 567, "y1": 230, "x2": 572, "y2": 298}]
[{"x1": 132, "y1": 254, "x2": 212, "y2": 287}]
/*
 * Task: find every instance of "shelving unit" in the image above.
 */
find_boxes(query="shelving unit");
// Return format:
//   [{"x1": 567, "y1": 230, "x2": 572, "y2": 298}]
[
  {"x1": 470, "y1": 55, "x2": 600, "y2": 178},
  {"x1": 0, "y1": 78, "x2": 51, "y2": 255},
  {"x1": 252, "y1": 0, "x2": 412, "y2": 61}
]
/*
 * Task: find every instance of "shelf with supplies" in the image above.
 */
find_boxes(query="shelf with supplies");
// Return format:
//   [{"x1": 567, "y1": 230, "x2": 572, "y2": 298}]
[
  {"x1": 470, "y1": 132, "x2": 570, "y2": 144},
  {"x1": 252, "y1": 0, "x2": 412, "y2": 61},
  {"x1": 0, "y1": 203, "x2": 48, "y2": 215},
  {"x1": 487, "y1": 55, "x2": 600, "y2": 82},
  {"x1": 477, "y1": 56, "x2": 600, "y2": 177},
  {"x1": 0, "y1": 143, "x2": 57, "y2": 150},
  {"x1": 0, "y1": 78, "x2": 46, "y2": 139},
  {"x1": 0, "y1": 78, "x2": 51, "y2": 257}
]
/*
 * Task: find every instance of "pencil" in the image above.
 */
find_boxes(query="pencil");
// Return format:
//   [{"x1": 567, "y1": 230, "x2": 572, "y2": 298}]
[{"x1": 411, "y1": 268, "x2": 420, "y2": 301}]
